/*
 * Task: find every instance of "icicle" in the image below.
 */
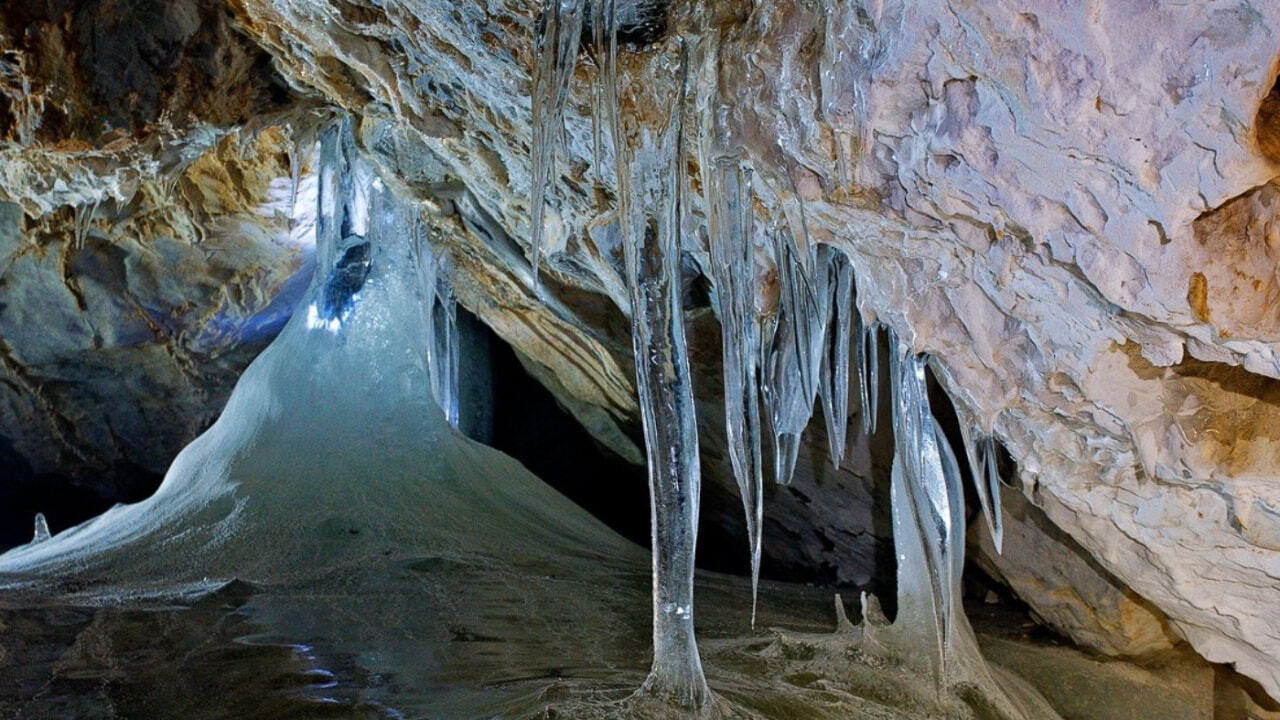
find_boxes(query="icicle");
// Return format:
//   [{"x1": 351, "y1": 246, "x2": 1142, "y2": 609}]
[
  {"x1": 960, "y1": 422, "x2": 1005, "y2": 554},
  {"x1": 888, "y1": 332, "x2": 961, "y2": 676},
  {"x1": 858, "y1": 322, "x2": 879, "y2": 435},
  {"x1": 529, "y1": 0, "x2": 586, "y2": 287},
  {"x1": 979, "y1": 436, "x2": 1004, "y2": 551},
  {"x1": 703, "y1": 161, "x2": 764, "y2": 625},
  {"x1": 411, "y1": 213, "x2": 461, "y2": 427},
  {"x1": 762, "y1": 225, "x2": 827, "y2": 486},
  {"x1": 1, "y1": 54, "x2": 42, "y2": 147},
  {"x1": 72, "y1": 200, "x2": 99, "y2": 250},
  {"x1": 819, "y1": 247, "x2": 854, "y2": 467},
  {"x1": 611, "y1": 34, "x2": 710, "y2": 708},
  {"x1": 307, "y1": 118, "x2": 379, "y2": 334},
  {"x1": 696, "y1": 28, "x2": 766, "y2": 626},
  {"x1": 31, "y1": 513, "x2": 49, "y2": 544},
  {"x1": 601, "y1": 0, "x2": 622, "y2": 212},
  {"x1": 315, "y1": 119, "x2": 353, "y2": 274},
  {"x1": 289, "y1": 128, "x2": 309, "y2": 217},
  {"x1": 589, "y1": 0, "x2": 608, "y2": 181},
  {"x1": 431, "y1": 268, "x2": 460, "y2": 428}
]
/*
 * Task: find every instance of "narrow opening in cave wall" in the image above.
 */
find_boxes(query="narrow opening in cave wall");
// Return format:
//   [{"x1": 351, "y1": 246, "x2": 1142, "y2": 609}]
[{"x1": 1, "y1": 0, "x2": 1278, "y2": 718}]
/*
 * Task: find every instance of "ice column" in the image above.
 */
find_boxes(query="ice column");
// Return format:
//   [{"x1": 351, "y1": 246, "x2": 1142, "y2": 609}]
[
  {"x1": 611, "y1": 38, "x2": 711, "y2": 708},
  {"x1": 887, "y1": 330, "x2": 964, "y2": 674}
]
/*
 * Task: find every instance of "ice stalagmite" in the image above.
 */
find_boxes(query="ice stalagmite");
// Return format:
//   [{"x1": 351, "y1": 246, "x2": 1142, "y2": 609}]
[
  {"x1": 530, "y1": 0, "x2": 586, "y2": 285},
  {"x1": 818, "y1": 247, "x2": 855, "y2": 467},
  {"x1": 610, "y1": 35, "x2": 710, "y2": 708},
  {"x1": 31, "y1": 513, "x2": 50, "y2": 544},
  {"x1": 696, "y1": 30, "x2": 766, "y2": 625},
  {"x1": 0, "y1": 115, "x2": 639, "y2": 612},
  {"x1": 887, "y1": 330, "x2": 958, "y2": 672}
]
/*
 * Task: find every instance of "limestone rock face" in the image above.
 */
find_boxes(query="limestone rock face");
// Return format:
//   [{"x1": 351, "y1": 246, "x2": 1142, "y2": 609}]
[
  {"x1": 0, "y1": 0, "x2": 313, "y2": 534},
  {"x1": 0, "y1": 125, "x2": 310, "y2": 492},
  {"x1": 222, "y1": 0, "x2": 1280, "y2": 697},
  {"x1": 971, "y1": 486, "x2": 1176, "y2": 658}
]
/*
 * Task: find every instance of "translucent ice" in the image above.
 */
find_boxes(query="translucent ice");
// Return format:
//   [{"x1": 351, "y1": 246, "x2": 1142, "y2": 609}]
[
  {"x1": 530, "y1": 0, "x2": 586, "y2": 285},
  {"x1": 819, "y1": 247, "x2": 855, "y2": 467},
  {"x1": 31, "y1": 513, "x2": 49, "y2": 544},
  {"x1": 887, "y1": 331, "x2": 957, "y2": 671},
  {"x1": 877, "y1": 348, "x2": 1057, "y2": 718},
  {"x1": 960, "y1": 422, "x2": 1005, "y2": 553},
  {"x1": 0, "y1": 118, "x2": 634, "y2": 606},
  {"x1": 413, "y1": 218, "x2": 461, "y2": 428},
  {"x1": 858, "y1": 321, "x2": 880, "y2": 435},
  {"x1": 72, "y1": 200, "x2": 98, "y2": 250},
  {"x1": 611, "y1": 37, "x2": 711, "y2": 708},
  {"x1": 763, "y1": 225, "x2": 826, "y2": 486},
  {"x1": 696, "y1": 35, "x2": 765, "y2": 625}
]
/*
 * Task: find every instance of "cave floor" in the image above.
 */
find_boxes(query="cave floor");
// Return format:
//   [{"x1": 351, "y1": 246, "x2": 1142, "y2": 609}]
[{"x1": 0, "y1": 569, "x2": 1216, "y2": 720}]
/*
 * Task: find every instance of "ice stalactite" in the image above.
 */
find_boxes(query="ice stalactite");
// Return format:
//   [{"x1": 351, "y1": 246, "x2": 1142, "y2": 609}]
[
  {"x1": 289, "y1": 125, "x2": 317, "y2": 218},
  {"x1": 530, "y1": 0, "x2": 586, "y2": 287},
  {"x1": 858, "y1": 321, "x2": 880, "y2": 435},
  {"x1": 762, "y1": 225, "x2": 827, "y2": 486},
  {"x1": 817, "y1": 0, "x2": 888, "y2": 188},
  {"x1": 696, "y1": 29, "x2": 766, "y2": 626},
  {"x1": 588, "y1": 0, "x2": 617, "y2": 182},
  {"x1": 608, "y1": 31, "x2": 711, "y2": 707},
  {"x1": 0, "y1": 52, "x2": 42, "y2": 147},
  {"x1": 432, "y1": 281, "x2": 460, "y2": 428},
  {"x1": 818, "y1": 247, "x2": 855, "y2": 468},
  {"x1": 31, "y1": 513, "x2": 49, "y2": 544},
  {"x1": 407, "y1": 209, "x2": 461, "y2": 427},
  {"x1": 424, "y1": 245, "x2": 460, "y2": 428},
  {"x1": 315, "y1": 118, "x2": 354, "y2": 274},
  {"x1": 72, "y1": 200, "x2": 99, "y2": 250},
  {"x1": 959, "y1": 423, "x2": 1005, "y2": 553},
  {"x1": 703, "y1": 163, "x2": 765, "y2": 624}
]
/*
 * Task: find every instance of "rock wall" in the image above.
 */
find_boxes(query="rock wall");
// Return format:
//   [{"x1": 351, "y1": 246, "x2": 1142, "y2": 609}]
[{"x1": 0, "y1": 0, "x2": 315, "y2": 540}]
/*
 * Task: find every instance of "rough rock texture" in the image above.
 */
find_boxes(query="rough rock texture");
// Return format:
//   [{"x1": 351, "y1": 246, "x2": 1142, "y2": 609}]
[
  {"x1": 4, "y1": 0, "x2": 1280, "y2": 701},
  {"x1": 970, "y1": 485, "x2": 1176, "y2": 658},
  {"x1": 220, "y1": 0, "x2": 1280, "y2": 697},
  {"x1": 0, "y1": 0, "x2": 316, "y2": 543},
  {"x1": 0, "y1": 126, "x2": 310, "y2": 476}
]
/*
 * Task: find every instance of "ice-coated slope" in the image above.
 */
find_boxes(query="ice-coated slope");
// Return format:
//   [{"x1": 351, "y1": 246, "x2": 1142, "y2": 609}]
[{"x1": 0, "y1": 123, "x2": 637, "y2": 602}]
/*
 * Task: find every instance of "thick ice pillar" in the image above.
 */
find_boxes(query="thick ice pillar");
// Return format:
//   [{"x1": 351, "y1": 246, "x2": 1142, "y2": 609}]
[{"x1": 613, "y1": 42, "x2": 711, "y2": 708}]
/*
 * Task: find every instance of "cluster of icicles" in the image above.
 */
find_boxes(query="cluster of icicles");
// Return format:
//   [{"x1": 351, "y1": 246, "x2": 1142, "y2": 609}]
[{"x1": 527, "y1": 0, "x2": 1009, "y2": 711}]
